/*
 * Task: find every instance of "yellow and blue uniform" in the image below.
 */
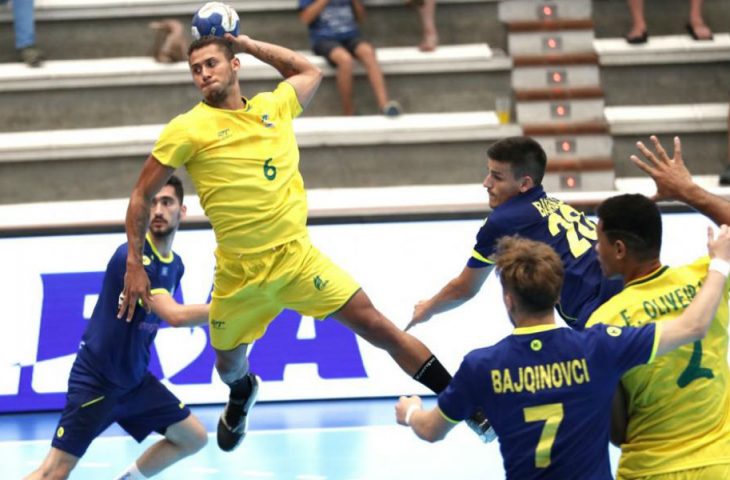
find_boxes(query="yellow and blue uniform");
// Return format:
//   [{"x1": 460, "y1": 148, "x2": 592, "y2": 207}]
[
  {"x1": 438, "y1": 323, "x2": 659, "y2": 480},
  {"x1": 586, "y1": 257, "x2": 730, "y2": 479},
  {"x1": 470, "y1": 186, "x2": 622, "y2": 329},
  {"x1": 52, "y1": 236, "x2": 190, "y2": 458},
  {"x1": 152, "y1": 82, "x2": 359, "y2": 349}
]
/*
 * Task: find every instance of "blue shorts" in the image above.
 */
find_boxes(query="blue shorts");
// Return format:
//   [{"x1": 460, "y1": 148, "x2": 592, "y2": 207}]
[
  {"x1": 312, "y1": 36, "x2": 366, "y2": 67},
  {"x1": 51, "y1": 372, "x2": 190, "y2": 458}
]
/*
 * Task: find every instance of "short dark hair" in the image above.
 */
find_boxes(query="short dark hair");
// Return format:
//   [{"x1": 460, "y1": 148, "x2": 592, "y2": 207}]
[
  {"x1": 597, "y1": 194, "x2": 661, "y2": 261},
  {"x1": 188, "y1": 36, "x2": 235, "y2": 60},
  {"x1": 487, "y1": 136, "x2": 547, "y2": 185},
  {"x1": 495, "y1": 236, "x2": 564, "y2": 314},
  {"x1": 166, "y1": 175, "x2": 184, "y2": 204}
]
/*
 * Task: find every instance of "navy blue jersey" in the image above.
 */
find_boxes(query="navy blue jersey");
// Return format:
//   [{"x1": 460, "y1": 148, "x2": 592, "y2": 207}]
[
  {"x1": 72, "y1": 236, "x2": 184, "y2": 392},
  {"x1": 438, "y1": 323, "x2": 658, "y2": 480},
  {"x1": 299, "y1": 0, "x2": 360, "y2": 43},
  {"x1": 468, "y1": 186, "x2": 622, "y2": 328}
]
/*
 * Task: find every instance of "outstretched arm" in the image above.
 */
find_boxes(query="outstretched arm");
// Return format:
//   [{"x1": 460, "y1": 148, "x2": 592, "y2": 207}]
[
  {"x1": 395, "y1": 396, "x2": 455, "y2": 442},
  {"x1": 656, "y1": 225, "x2": 730, "y2": 356},
  {"x1": 118, "y1": 155, "x2": 175, "y2": 322},
  {"x1": 406, "y1": 265, "x2": 492, "y2": 331},
  {"x1": 225, "y1": 34, "x2": 323, "y2": 110},
  {"x1": 631, "y1": 135, "x2": 730, "y2": 226},
  {"x1": 149, "y1": 293, "x2": 209, "y2": 327}
]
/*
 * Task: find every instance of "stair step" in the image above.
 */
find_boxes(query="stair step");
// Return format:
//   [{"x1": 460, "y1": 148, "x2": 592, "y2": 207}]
[
  {"x1": 498, "y1": 0, "x2": 591, "y2": 23},
  {"x1": 508, "y1": 30, "x2": 596, "y2": 55},
  {"x1": 517, "y1": 98, "x2": 606, "y2": 123},
  {"x1": 515, "y1": 87, "x2": 604, "y2": 101},
  {"x1": 512, "y1": 64, "x2": 600, "y2": 89},
  {"x1": 506, "y1": 19, "x2": 594, "y2": 33},
  {"x1": 522, "y1": 121, "x2": 610, "y2": 135},
  {"x1": 534, "y1": 134, "x2": 613, "y2": 159},
  {"x1": 512, "y1": 52, "x2": 599, "y2": 66},
  {"x1": 546, "y1": 157, "x2": 614, "y2": 172},
  {"x1": 0, "y1": 112, "x2": 521, "y2": 163},
  {"x1": 594, "y1": 33, "x2": 730, "y2": 65}
]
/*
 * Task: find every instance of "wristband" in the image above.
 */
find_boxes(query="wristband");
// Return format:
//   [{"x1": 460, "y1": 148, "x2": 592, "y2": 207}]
[
  {"x1": 405, "y1": 404, "x2": 421, "y2": 426},
  {"x1": 709, "y1": 258, "x2": 730, "y2": 278}
]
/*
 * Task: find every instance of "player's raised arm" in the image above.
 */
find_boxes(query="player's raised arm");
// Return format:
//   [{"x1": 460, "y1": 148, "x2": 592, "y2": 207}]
[
  {"x1": 406, "y1": 265, "x2": 492, "y2": 331},
  {"x1": 119, "y1": 155, "x2": 176, "y2": 322},
  {"x1": 224, "y1": 34, "x2": 323, "y2": 110},
  {"x1": 631, "y1": 135, "x2": 730, "y2": 226},
  {"x1": 655, "y1": 225, "x2": 730, "y2": 356}
]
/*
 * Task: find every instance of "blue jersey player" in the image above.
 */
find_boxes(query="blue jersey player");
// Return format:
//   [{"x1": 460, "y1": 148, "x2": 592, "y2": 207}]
[
  {"x1": 25, "y1": 176, "x2": 210, "y2": 480},
  {"x1": 408, "y1": 136, "x2": 622, "y2": 331},
  {"x1": 396, "y1": 233, "x2": 730, "y2": 479}
]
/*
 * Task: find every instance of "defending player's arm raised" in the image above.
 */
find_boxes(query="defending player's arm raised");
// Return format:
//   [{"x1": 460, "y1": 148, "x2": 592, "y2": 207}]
[
  {"x1": 119, "y1": 156, "x2": 176, "y2": 321},
  {"x1": 224, "y1": 33, "x2": 323, "y2": 109},
  {"x1": 632, "y1": 136, "x2": 730, "y2": 226}
]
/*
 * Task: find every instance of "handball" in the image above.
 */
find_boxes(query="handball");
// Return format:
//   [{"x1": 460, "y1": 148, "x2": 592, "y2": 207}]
[{"x1": 191, "y1": 2, "x2": 240, "y2": 40}]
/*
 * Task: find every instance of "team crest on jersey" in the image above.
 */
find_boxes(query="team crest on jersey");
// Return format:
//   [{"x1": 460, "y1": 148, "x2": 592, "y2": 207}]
[
  {"x1": 313, "y1": 275, "x2": 329, "y2": 291},
  {"x1": 261, "y1": 114, "x2": 275, "y2": 128},
  {"x1": 56, "y1": 426, "x2": 65, "y2": 438},
  {"x1": 142, "y1": 255, "x2": 151, "y2": 266},
  {"x1": 530, "y1": 339, "x2": 542, "y2": 351},
  {"x1": 607, "y1": 326, "x2": 622, "y2": 337}
]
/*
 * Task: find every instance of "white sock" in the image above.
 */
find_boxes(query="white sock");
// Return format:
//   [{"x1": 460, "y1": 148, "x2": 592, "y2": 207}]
[{"x1": 114, "y1": 462, "x2": 148, "y2": 480}]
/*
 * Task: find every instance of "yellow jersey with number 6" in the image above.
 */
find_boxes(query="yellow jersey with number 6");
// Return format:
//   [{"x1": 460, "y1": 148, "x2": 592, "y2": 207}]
[
  {"x1": 152, "y1": 81, "x2": 306, "y2": 254},
  {"x1": 586, "y1": 257, "x2": 730, "y2": 478}
]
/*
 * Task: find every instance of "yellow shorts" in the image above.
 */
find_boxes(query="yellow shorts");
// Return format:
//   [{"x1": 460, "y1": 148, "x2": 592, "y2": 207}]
[
  {"x1": 209, "y1": 236, "x2": 360, "y2": 350},
  {"x1": 623, "y1": 464, "x2": 730, "y2": 480}
]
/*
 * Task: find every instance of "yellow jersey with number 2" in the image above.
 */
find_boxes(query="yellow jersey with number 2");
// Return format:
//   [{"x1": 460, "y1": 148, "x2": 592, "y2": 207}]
[
  {"x1": 152, "y1": 81, "x2": 307, "y2": 254},
  {"x1": 586, "y1": 257, "x2": 730, "y2": 479}
]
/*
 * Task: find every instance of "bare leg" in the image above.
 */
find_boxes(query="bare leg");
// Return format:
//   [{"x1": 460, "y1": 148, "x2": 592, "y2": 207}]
[
  {"x1": 353, "y1": 42, "x2": 389, "y2": 111},
  {"x1": 328, "y1": 47, "x2": 356, "y2": 116},
  {"x1": 417, "y1": 0, "x2": 438, "y2": 51},
  {"x1": 24, "y1": 448, "x2": 79, "y2": 480},
  {"x1": 215, "y1": 343, "x2": 250, "y2": 384},
  {"x1": 626, "y1": 0, "x2": 647, "y2": 39},
  {"x1": 687, "y1": 0, "x2": 712, "y2": 39},
  {"x1": 134, "y1": 415, "x2": 208, "y2": 477},
  {"x1": 332, "y1": 289, "x2": 432, "y2": 375}
]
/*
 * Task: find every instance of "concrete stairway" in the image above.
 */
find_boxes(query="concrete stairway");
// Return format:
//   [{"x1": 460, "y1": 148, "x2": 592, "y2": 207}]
[{"x1": 500, "y1": 0, "x2": 615, "y2": 190}]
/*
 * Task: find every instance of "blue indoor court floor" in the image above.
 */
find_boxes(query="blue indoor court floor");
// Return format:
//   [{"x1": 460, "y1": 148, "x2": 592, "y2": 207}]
[{"x1": 2, "y1": 398, "x2": 621, "y2": 479}]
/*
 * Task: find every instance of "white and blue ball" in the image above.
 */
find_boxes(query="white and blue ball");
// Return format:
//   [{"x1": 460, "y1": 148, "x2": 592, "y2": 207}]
[{"x1": 191, "y1": 2, "x2": 240, "y2": 40}]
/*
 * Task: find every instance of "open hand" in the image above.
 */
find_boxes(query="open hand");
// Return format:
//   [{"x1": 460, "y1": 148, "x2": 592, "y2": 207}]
[{"x1": 630, "y1": 136, "x2": 694, "y2": 202}]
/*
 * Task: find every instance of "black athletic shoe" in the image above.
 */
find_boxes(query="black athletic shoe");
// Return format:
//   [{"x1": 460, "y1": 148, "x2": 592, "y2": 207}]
[
  {"x1": 217, "y1": 373, "x2": 260, "y2": 452},
  {"x1": 720, "y1": 165, "x2": 730, "y2": 186},
  {"x1": 465, "y1": 408, "x2": 496, "y2": 443}
]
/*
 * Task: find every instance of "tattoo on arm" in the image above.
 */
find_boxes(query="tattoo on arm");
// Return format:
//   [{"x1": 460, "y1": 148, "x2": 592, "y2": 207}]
[{"x1": 254, "y1": 44, "x2": 302, "y2": 78}]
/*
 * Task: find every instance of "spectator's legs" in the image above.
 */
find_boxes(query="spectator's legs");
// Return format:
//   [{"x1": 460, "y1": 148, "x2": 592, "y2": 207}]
[
  {"x1": 12, "y1": 0, "x2": 36, "y2": 49},
  {"x1": 353, "y1": 41, "x2": 389, "y2": 111},
  {"x1": 687, "y1": 0, "x2": 712, "y2": 40},
  {"x1": 626, "y1": 0, "x2": 647, "y2": 40},
  {"x1": 328, "y1": 47, "x2": 356, "y2": 115},
  {"x1": 417, "y1": 0, "x2": 438, "y2": 52}
]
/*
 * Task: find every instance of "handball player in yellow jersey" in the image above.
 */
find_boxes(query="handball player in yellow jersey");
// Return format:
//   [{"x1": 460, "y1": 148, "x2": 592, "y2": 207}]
[
  {"x1": 587, "y1": 136, "x2": 730, "y2": 479},
  {"x1": 118, "y1": 34, "x2": 490, "y2": 452}
]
